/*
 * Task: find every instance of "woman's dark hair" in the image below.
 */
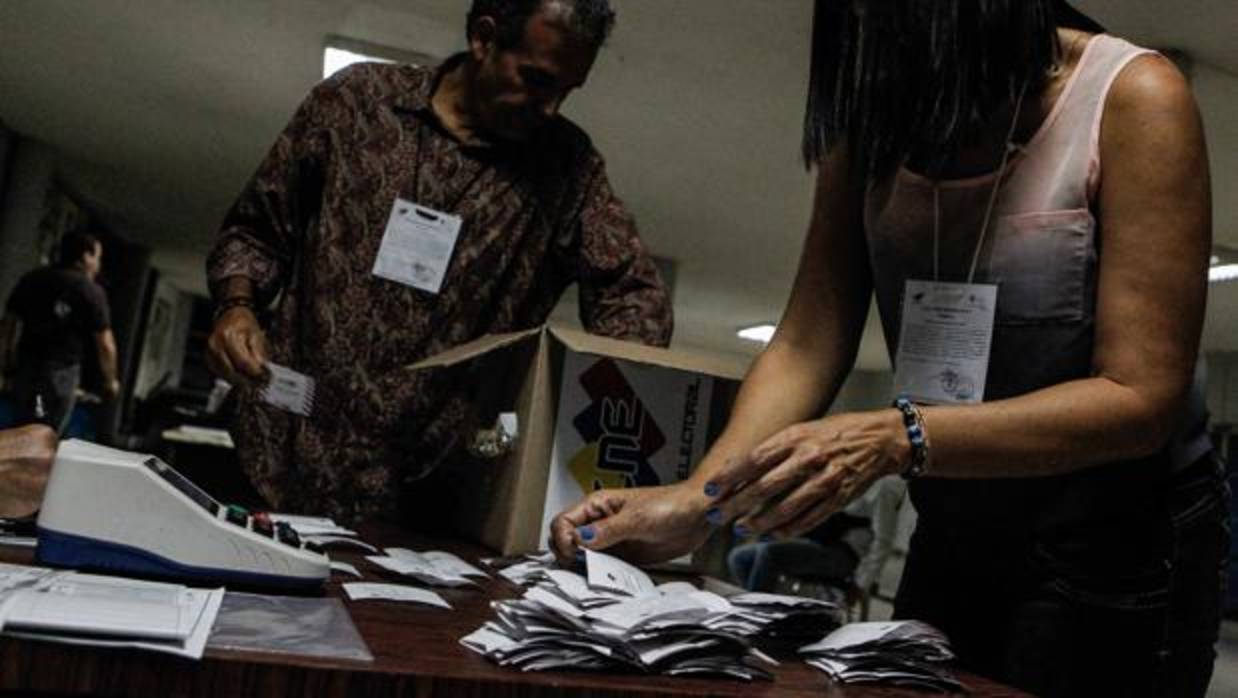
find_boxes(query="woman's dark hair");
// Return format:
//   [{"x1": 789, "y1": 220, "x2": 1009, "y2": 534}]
[
  {"x1": 56, "y1": 230, "x2": 101, "y2": 268},
  {"x1": 1055, "y1": 0, "x2": 1106, "y2": 33},
  {"x1": 801, "y1": 0, "x2": 1096, "y2": 178},
  {"x1": 467, "y1": 0, "x2": 615, "y2": 51}
]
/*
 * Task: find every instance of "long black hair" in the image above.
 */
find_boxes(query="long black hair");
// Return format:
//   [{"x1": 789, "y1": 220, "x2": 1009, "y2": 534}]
[{"x1": 801, "y1": 0, "x2": 1103, "y2": 178}]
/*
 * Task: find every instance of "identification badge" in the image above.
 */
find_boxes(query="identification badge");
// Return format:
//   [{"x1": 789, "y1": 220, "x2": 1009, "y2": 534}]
[
  {"x1": 891, "y1": 280, "x2": 997, "y2": 404},
  {"x1": 372, "y1": 198, "x2": 462, "y2": 294}
]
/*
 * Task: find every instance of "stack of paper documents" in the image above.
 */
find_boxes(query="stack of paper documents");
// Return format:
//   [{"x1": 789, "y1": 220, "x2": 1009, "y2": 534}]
[
  {"x1": 725, "y1": 591, "x2": 849, "y2": 643},
  {"x1": 461, "y1": 549, "x2": 843, "y2": 680},
  {"x1": 269, "y1": 513, "x2": 379, "y2": 555},
  {"x1": 338, "y1": 548, "x2": 492, "y2": 608},
  {"x1": 367, "y1": 548, "x2": 489, "y2": 588},
  {"x1": 0, "y1": 562, "x2": 224, "y2": 659},
  {"x1": 798, "y1": 620, "x2": 961, "y2": 691},
  {"x1": 269, "y1": 513, "x2": 352, "y2": 536}
]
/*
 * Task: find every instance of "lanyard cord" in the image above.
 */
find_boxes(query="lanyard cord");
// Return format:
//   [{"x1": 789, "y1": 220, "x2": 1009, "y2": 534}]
[{"x1": 933, "y1": 80, "x2": 1030, "y2": 284}]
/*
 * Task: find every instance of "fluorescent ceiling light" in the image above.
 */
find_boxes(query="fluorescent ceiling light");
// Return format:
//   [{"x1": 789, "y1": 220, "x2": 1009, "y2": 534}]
[
  {"x1": 1209, "y1": 264, "x2": 1238, "y2": 283},
  {"x1": 322, "y1": 36, "x2": 435, "y2": 80},
  {"x1": 737, "y1": 324, "x2": 777, "y2": 343}
]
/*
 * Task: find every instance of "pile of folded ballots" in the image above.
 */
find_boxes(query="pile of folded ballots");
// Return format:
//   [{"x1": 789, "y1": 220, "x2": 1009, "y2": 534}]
[
  {"x1": 462, "y1": 549, "x2": 843, "y2": 680},
  {"x1": 799, "y1": 619, "x2": 961, "y2": 691}
]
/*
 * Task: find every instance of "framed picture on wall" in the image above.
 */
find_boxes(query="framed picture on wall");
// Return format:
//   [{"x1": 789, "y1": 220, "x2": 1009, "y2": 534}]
[{"x1": 38, "y1": 180, "x2": 89, "y2": 265}]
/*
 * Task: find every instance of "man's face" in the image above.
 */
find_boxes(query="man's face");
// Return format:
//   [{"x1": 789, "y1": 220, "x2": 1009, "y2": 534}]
[
  {"x1": 82, "y1": 242, "x2": 102, "y2": 280},
  {"x1": 469, "y1": 4, "x2": 598, "y2": 142}
]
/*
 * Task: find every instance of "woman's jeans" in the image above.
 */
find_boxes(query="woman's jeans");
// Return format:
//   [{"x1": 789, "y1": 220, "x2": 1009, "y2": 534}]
[{"x1": 895, "y1": 454, "x2": 1230, "y2": 698}]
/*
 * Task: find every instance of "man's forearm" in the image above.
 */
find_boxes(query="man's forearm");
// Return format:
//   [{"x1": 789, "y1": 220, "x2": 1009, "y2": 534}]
[
  {"x1": 205, "y1": 229, "x2": 278, "y2": 308},
  {"x1": 96, "y1": 331, "x2": 119, "y2": 386},
  {"x1": 579, "y1": 255, "x2": 673, "y2": 348}
]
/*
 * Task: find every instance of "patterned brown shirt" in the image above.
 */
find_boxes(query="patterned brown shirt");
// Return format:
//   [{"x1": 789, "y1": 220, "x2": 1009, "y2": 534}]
[{"x1": 206, "y1": 58, "x2": 672, "y2": 523}]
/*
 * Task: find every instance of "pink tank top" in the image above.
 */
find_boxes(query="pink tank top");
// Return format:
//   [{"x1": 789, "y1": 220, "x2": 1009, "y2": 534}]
[{"x1": 864, "y1": 34, "x2": 1210, "y2": 468}]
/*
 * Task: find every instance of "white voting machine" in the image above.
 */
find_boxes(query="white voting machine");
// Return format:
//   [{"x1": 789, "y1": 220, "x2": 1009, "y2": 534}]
[{"x1": 35, "y1": 440, "x2": 328, "y2": 589}]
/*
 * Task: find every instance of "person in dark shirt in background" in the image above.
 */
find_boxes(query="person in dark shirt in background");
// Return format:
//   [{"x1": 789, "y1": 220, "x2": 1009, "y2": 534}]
[
  {"x1": 0, "y1": 231, "x2": 120, "y2": 434},
  {"x1": 205, "y1": 0, "x2": 672, "y2": 523}
]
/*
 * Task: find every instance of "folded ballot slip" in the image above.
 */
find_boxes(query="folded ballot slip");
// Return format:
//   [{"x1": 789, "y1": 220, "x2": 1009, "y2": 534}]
[
  {"x1": 343, "y1": 583, "x2": 451, "y2": 609},
  {"x1": 462, "y1": 549, "x2": 844, "y2": 681},
  {"x1": 260, "y1": 362, "x2": 315, "y2": 416}
]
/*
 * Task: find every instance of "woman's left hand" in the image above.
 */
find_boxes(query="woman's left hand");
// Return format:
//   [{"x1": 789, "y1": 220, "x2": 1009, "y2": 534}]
[{"x1": 704, "y1": 409, "x2": 910, "y2": 538}]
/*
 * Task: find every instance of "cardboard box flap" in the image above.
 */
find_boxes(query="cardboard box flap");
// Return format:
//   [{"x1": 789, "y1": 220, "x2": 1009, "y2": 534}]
[
  {"x1": 548, "y1": 325, "x2": 748, "y2": 380},
  {"x1": 408, "y1": 327, "x2": 543, "y2": 370}
]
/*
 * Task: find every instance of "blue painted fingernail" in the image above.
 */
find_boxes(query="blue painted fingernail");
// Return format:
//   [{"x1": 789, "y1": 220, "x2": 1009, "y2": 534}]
[
  {"x1": 574, "y1": 550, "x2": 586, "y2": 564},
  {"x1": 758, "y1": 534, "x2": 774, "y2": 543},
  {"x1": 703, "y1": 482, "x2": 719, "y2": 497},
  {"x1": 733, "y1": 523, "x2": 752, "y2": 538},
  {"x1": 705, "y1": 507, "x2": 723, "y2": 526},
  {"x1": 577, "y1": 525, "x2": 595, "y2": 542}
]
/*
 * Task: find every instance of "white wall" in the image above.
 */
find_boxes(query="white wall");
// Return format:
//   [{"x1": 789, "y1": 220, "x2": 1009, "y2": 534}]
[
  {"x1": 1192, "y1": 60, "x2": 1238, "y2": 246},
  {"x1": 1205, "y1": 351, "x2": 1238, "y2": 427},
  {"x1": 0, "y1": 138, "x2": 56, "y2": 304},
  {"x1": 1195, "y1": 62, "x2": 1238, "y2": 355},
  {"x1": 131, "y1": 275, "x2": 194, "y2": 400}
]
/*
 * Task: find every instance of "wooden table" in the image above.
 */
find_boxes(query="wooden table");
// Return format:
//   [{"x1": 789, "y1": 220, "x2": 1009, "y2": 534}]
[{"x1": 0, "y1": 524, "x2": 1032, "y2": 697}]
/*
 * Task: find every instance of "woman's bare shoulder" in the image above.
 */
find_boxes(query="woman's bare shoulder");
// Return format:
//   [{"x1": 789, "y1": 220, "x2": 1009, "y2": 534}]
[{"x1": 1106, "y1": 49, "x2": 1197, "y2": 126}]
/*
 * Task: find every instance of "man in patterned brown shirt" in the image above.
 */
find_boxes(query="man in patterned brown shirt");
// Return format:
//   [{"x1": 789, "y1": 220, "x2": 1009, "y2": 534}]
[{"x1": 205, "y1": 0, "x2": 672, "y2": 524}]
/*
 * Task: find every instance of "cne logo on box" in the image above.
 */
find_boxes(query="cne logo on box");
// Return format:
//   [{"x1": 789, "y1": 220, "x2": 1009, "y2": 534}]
[{"x1": 568, "y1": 359, "x2": 665, "y2": 491}]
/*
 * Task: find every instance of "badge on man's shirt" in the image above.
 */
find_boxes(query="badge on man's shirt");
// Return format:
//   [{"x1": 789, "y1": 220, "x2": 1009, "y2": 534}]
[{"x1": 372, "y1": 198, "x2": 462, "y2": 295}]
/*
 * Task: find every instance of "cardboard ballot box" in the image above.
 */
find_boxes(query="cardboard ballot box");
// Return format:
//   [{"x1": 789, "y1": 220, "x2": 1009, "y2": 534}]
[{"x1": 410, "y1": 326, "x2": 746, "y2": 555}]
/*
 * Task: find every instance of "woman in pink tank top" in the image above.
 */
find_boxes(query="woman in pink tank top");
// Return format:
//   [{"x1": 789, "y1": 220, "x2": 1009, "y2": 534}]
[{"x1": 549, "y1": 3, "x2": 1227, "y2": 696}]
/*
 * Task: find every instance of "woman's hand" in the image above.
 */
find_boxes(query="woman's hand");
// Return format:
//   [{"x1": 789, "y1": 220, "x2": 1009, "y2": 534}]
[
  {"x1": 547, "y1": 482, "x2": 713, "y2": 566},
  {"x1": 705, "y1": 409, "x2": 910, "y2": 538}
]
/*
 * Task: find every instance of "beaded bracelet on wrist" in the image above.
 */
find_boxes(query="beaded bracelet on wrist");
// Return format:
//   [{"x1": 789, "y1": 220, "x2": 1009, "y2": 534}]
[{"x1": 892, "y1": 396, "x2": 930, "y2": 479}]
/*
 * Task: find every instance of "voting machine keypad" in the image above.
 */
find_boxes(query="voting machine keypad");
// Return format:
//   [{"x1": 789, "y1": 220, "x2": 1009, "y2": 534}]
[{"x1": 221, "y1": 505, "x2": 306, "y2": 549}]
